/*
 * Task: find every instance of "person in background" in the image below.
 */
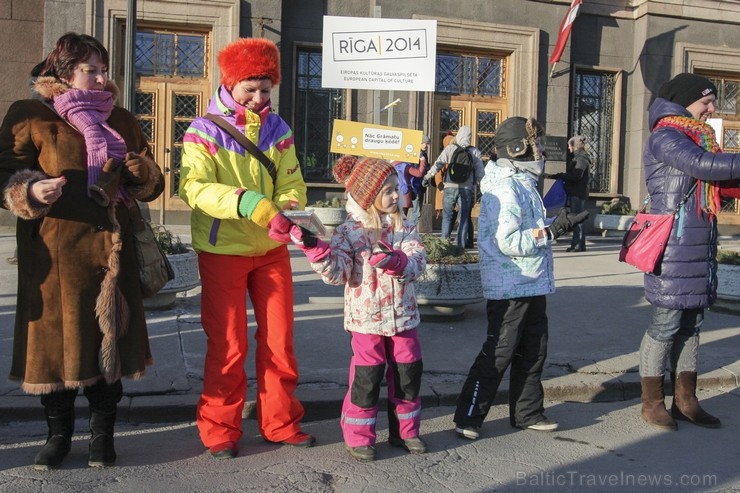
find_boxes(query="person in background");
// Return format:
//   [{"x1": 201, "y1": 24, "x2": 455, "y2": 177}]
[
  {"x1": 453, "y1": 117, "x2": 588, "y2": 440},
  {"x1": 290, "y1": 155, "x2": 427, "y2": 462},
  {"x1": 412, "y1": 135, "x2": 432, "y2": 225},
  {"x1": 638, "y1": 72, "x2": 740, "y2": 431},
  {"x1": 179, "y1": 37, "x2": 313, "y2": 459},
  {"x1": 6, "y1": 248, "x2": 17, "y2": 264},
  {"x1": 393, "y1": 134, "x2": 430, "y2": 225},
  {"x1": 548, "y1": 134, "x2": 591, "y2": 252},
  {"x1": 430, "y1": 133, "x2": 454, "y2": 234},
  {"x1": 423, "y1": 126, "x2": 485, "y2": 246},
  {"x1": 0, "y1": 32, "x2": 164, "y2": 469}
]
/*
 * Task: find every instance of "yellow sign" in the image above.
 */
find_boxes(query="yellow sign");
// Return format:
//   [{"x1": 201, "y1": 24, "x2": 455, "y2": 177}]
[{"x1": 330, "y1": 119, "x2": 423, "y2": 163}]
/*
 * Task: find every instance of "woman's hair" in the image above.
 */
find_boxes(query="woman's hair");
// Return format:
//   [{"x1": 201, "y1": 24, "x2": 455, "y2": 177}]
[
  {"x1": 568, "y1": 135, "x2": 587, "y2": 150},
  {"x1": 34, "y1": 32, "x2": 109, "y2": 81}
]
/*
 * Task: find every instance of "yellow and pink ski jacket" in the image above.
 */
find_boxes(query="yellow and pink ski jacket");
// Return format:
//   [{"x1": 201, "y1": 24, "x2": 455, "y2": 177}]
[{"x1": 180, "y1": 86, "x2": 307, "y2": 256}]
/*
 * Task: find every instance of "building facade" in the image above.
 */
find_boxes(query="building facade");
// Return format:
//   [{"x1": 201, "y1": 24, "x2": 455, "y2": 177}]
[{"x1": 2, "y1": 0, "x2": 740, "y2": 231}]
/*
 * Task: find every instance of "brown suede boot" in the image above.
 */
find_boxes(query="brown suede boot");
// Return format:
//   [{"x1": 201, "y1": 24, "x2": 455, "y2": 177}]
[
  {"x1": 640, "y1": 376, "x2": 677, "y2": 431},
  {"x1": 671, "y1": 372, "x2": 721, "y2": 428}
]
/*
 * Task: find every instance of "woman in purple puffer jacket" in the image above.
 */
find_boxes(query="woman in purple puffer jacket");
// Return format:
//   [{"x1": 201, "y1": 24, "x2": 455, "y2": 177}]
[{"x1": 639, "y1": 73, "x2": 740, "y2": 432}]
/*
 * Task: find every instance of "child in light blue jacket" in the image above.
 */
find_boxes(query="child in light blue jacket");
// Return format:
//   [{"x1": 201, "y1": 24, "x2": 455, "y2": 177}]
[{"x1": 453, "y1": 117, "x2": 586, "y2": 440}]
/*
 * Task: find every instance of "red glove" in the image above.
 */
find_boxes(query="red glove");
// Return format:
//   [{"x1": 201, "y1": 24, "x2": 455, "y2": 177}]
[
  {"x1": 720, "y1": 180, "x2": 740, "y2": 200},
  {"x1": 368, "y1": 240, "x2": 408, "y2": 276},
  {"x1": 267, "y1": 213, "x2": 295, "y2": 243}
]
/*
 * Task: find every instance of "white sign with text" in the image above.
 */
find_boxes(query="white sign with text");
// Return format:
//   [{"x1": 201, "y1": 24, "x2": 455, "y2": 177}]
[{"x1": 322, "y1": 16, "x2": 437, "y2": 92}]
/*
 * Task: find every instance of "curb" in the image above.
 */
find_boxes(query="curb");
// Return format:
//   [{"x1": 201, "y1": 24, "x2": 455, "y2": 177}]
[{"x1": 2, "y1": 372, "x2": 735, "y2": 425}]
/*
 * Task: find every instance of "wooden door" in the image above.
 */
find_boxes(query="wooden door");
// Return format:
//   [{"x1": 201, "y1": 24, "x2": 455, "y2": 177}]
[
  {"x1": 430, "y1": 100, "x2": 506, "y2": 211},
  {"x1": 135, "y1": 79, "x2": 210, "y2": 224}
]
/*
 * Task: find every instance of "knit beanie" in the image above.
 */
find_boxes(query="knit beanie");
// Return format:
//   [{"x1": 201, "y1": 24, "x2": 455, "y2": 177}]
[
  {"x1": 658, "y1": 73, "x2": 717, "y2": 109},
  {"x1": 218, "y1": 38, "x2": 281, "y2": 89},
  {"x1": 333, "y1": 155, "x2": 395, "y2": 210},
  {"x1": 494, "y1": 117, "x2": 545, "y2": 161}
]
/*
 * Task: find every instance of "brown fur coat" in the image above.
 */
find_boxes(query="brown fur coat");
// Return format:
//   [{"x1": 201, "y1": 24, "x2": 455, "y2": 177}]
[{"x1": 0, "y1": 77, "x2": 164, "y2": 394}]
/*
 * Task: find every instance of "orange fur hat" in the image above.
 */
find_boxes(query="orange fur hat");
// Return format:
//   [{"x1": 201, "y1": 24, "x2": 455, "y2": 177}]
[{"x1": 218, "y1": 38, "x2": 281, "y2": 88}]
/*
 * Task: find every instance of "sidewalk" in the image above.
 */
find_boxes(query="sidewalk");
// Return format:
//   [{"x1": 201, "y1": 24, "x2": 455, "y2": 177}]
[{"x1": 1, "y1": 226, "x2": 738, "y2": 424}]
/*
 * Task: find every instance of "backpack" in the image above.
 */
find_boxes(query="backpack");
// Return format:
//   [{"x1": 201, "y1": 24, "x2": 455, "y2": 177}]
[
  {"x1": 447, "y1": 144, "x2": 474, "y2": 183},
  {"x1": 393, "y1": 161, "x2": 411, "y2": 196}
]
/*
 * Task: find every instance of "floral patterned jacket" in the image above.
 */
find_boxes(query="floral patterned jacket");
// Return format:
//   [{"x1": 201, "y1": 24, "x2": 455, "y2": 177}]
[{"x1": 309, "y1": 196, "x2": 426, "y2": 336}]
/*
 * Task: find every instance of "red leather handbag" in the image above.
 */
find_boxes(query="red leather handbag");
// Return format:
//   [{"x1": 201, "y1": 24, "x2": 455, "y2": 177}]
[
  {"x1": 619, "y1": 182, "x2": 697, "y2": 274},
  {"x1": 619, "y1": 213, "x2": 674, "y2": 273}
]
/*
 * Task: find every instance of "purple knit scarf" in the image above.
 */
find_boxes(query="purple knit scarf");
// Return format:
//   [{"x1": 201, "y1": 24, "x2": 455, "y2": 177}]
[{"x1": 53, "y1": 89, "x2": 128, "y2": 202}]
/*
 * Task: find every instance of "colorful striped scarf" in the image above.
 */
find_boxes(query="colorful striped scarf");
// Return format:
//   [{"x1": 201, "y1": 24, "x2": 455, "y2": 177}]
[{"x1": 654, "y1": 115, "x2": 722, "y2": 218}]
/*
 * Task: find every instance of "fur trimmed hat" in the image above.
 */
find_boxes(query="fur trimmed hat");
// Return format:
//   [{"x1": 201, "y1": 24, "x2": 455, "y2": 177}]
[
  {"x1": 494, "y1": 117, "x2": 545, "y2": 161},
  {"x1": 333, "y1": 155, "x2": 396, "y2": 210},
  {"x1": 218, "y1": 38, "x2": 281, "y2": 89},
  {"x1": 658, "y1": 73, "x2": 717, "y2": 109}
]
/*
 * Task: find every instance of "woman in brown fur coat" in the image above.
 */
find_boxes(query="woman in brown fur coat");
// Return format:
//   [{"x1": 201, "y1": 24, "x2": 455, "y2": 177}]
[{"x1": 0, "y1": 33, "x2": 163, "y2": 470}]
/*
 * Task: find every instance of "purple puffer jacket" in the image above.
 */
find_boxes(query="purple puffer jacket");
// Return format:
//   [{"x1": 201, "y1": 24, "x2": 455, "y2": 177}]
[{"x1": 643, "y1": 98, "x2": 740, "y2": 309}]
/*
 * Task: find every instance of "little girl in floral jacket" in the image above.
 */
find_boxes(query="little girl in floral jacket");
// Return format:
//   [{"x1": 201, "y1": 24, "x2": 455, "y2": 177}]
[{"x1": 289, "y1": 155, "x2": 427, "y2": 462}]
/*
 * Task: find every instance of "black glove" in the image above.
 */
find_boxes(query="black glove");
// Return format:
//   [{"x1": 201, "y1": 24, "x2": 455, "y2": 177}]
[
  {"x1": 298, "y1": 226, "x2": 318, "y2": 248},
  {"x1": 546, "y1": 208, "x2": 590, "y2": 240}
]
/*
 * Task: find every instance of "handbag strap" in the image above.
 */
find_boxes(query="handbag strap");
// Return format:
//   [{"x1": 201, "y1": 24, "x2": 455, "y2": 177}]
[
  {"x1": 129, "y1": 201, "x2": 148, "y2": 233},
  {"x1": 203, "y1": 113, "x2": 277, "y2": 183},
  {"x1": 639, "y1": 180, "x2": 698, "y2": 214},
  {"x1": 674, "y1": 181, "x2": 698, "y2": 238},
  {"x1": 675, "y1": 181, "x2": 698, "y2": 214}
]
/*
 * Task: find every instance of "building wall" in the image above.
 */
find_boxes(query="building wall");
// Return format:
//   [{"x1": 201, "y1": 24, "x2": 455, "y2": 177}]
[
  {"x1": 239, "y1": 0, "x2": 283, "y2": 110},
  {"x1": 0, "y1": 0, "x2": 45, "y2": 225},
  {"x1": 3, "y1": 0, "x2": 740, "y2": 227},
  {"x1": 624, "y1": 11, "x2": 740, "y2": 208},
  {"x1": 278, "y1": 0, "x2": 325, "y2": 123},
  {"x1": 0, "y1": 0, "x2": 45, "y2": 118}
]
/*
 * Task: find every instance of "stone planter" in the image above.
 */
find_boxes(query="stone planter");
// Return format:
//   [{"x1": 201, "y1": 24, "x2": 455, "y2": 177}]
[
  {"x1": 593, "y1": 213, "x2": 635, "y2": 238},
  {"x1": 415, "y1": 262, "x2": 484, "y2": 321},
  {"x1": 305, "y1": 207, "x2": 347, "y2": 235},
  {"x1": 143, "y1": 250, "x2": 201, "y2": 310},
  {"x1": 714, "y1": 263, "x2": 740, "y2": 314}
]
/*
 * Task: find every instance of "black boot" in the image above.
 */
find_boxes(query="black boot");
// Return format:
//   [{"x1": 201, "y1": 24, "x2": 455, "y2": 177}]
[
  {"x1": 84, "y1": 379, "x2": 122, "y2": 467},
  {"x1": 33, "y1": 409, "x2": 75, "y2": 470},
  {"x1": 88, "y1": 409, "x2": 117, "y2": 467}
]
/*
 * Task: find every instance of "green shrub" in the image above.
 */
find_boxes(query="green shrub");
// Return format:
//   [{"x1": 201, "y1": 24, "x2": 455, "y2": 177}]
[
  {"x1": 717, "y1": 250, "x2": 740, "y2": 265},
  {"x1": 600, "y1": 198, "x2": 636, "y2": 215},
  {"x1": 150, "y1": 224, "x2": 189, "y2": 255},
  {"x1": 308, "y1": 197, "x2": 344, "y2": 208},
  {"x1": 421, "y1": 234, "x2": 479, "y2": 264}
]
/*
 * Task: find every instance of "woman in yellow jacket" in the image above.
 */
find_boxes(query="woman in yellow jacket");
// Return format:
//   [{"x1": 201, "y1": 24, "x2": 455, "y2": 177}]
[{"x1": 179, "y1": 38, "x2": 311, "y2": 459}]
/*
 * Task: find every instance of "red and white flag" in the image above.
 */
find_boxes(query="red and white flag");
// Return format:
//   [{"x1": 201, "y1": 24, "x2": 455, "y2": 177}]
[{"x1": 549, "y1": 0, "x2": 582, "y2": 65}]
